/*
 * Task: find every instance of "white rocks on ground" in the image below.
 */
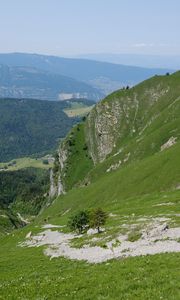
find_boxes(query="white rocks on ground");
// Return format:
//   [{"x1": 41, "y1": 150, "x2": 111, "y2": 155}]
[
  {"x1": 160, "y1": 136, "x2": 177, "y2": 151},
  {"x1": 21, "y1": 218, "x2": 180, "y2": 264}
]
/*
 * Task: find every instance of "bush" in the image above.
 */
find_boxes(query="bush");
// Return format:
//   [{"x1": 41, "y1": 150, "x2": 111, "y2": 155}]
[{"x1": 68, "y1": 210, "x2": 89, "y2": 234}]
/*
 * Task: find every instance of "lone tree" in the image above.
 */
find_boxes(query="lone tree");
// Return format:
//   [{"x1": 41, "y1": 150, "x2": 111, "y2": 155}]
[
  {"x1": 68, "y1": 210, "x2": 89, "y2": 234},
  {"x1": 90, "y1": 208, "x2": 108, "y2": 233}
]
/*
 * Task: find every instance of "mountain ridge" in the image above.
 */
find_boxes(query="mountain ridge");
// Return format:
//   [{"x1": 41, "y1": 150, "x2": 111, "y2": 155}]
[
  {"x1": 0, "y1": 52, "x2": 171, "y2": 95},
  {"x1": 0, "y1": 63, "x2": 102, "y2": 101}
]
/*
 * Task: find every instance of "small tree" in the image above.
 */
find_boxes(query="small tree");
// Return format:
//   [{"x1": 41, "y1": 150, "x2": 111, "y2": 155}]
[
  {"x1": 90, "y1": 208, "x2": 108, "y2": 233},
  {"x1": 68, "y1": 210, "x2": 89, "y2": 234}
]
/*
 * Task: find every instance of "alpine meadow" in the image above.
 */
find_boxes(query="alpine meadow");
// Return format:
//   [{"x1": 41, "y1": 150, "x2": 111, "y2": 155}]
[{"x1": 0, "y1": 1, "x2": 180, "y2": 300}]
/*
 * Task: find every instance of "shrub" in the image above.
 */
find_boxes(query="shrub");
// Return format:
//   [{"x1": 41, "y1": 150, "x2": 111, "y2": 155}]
[
  {"x1": 68, "y1": 210, "x2": 89, "y2": 234},
  {"x1": 128, "y1": 230, "x2": 142, "y2": 242}
]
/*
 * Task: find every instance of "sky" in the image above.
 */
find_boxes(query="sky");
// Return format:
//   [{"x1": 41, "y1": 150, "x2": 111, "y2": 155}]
[{"x1": 0, "y1": 0, "x2": 179, "y2": 56}]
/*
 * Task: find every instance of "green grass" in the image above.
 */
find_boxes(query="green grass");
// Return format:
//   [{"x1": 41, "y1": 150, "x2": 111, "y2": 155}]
[
  {"x1": 1, "y1": 238, "x2": 180, "y2": 300},
  {"x1": 0, "y1": 180, "x2": 179, "y2": 299},
  {"x1": 59, "y1": 123, "x2": 94, "y2": 190},
  {"x1": 0, "y1": 187, "x2": 180, "y2": 299},
  {"x1": 40, "y1": 140, "x2": 180, "y2": 226}
]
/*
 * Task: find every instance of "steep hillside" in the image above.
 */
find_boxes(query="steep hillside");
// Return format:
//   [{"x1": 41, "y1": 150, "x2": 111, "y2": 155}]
[
  {"x1": 0, "y1": 98, "x2": 77, "y2": 162},
  {"x1": 0, "y1": 53, "x2": 171, "y2": 95},
  {"x1": 0, "y1": 64, "x2": 101, "y2": 101},
  {"x1": 54, "y1": 71, "x2": 180, "y2": 192}
]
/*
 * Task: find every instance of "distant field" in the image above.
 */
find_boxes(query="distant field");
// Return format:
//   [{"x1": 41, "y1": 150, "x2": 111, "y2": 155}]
[
  {"x1": 64, "y1": 104, "x2": 94, "y2": 117},
  {"x1": 0, "y1": 156, "x2": 53, "y2": 171}
]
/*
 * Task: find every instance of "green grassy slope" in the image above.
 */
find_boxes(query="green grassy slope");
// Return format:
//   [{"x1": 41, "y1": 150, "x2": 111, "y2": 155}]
[
  {"x1": 0, "y1": 179, "x2": 179, "y2": 299},
  {"x1": 0, "y1": 232, "x2": 179, "y2": 300},
  {"x1": 38, "y1": 141, "x2": 180, "y2": 226},
  {"x1": 0, "y1": 72, "x2": 180, "y2": 299},
  {"x1": 55, "y1": 72, "x2": 180, "y2": 191},
  {"x1": 55, "y1": 123, "x2": 94, "y2": 191}
]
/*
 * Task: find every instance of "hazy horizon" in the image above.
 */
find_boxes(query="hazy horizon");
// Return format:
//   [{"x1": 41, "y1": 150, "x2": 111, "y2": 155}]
[{"x1": 0, "y1": 0, "x2": 179, "y2": 56}]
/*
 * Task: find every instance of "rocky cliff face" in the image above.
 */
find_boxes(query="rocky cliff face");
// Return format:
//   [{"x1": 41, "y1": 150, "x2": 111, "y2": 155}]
[
  {"x1": 57, "y1": 143, "x2": 68, "y2": 195},
  {"x1": 49, "y1": 145, "x2": 67, "y2": 198},
  {"x1": 86, "y1": 100, "x2": 121, "y2": 163},
  {"x1": 86, "y1": 93, "x2": 136, "y2": 163},
  {"x1": 49, "y1": 169, "x2": 57, "y2": 198},
  {"x1": 85, "y1": 74, "x2": 180, "y2": 166}
]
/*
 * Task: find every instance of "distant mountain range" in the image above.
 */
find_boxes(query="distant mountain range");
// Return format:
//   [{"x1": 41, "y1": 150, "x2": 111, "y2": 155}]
[
  {"x1": 0, "y1": 64, "x2": 102, "y2": 101},
  {"x1": 77, "y1": 53, "x2": 180, "y2": 70},
  {"x1": 0, "y1": 53, "x2": 171, "y2": 99}
]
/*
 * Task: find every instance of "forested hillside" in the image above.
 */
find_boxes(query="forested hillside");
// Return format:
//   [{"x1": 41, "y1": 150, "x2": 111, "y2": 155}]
[
  {"x1": 0, "y1": 98, "x2": 77, "y2": 161},
  {"x1": 0, "y1": 168, "x2": 50, "y2": 234}
]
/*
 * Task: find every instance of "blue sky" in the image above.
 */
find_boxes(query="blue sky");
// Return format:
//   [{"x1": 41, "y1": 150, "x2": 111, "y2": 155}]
[{"x1": 0, "y1": 0, "x2": 179, "y2": 56}]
